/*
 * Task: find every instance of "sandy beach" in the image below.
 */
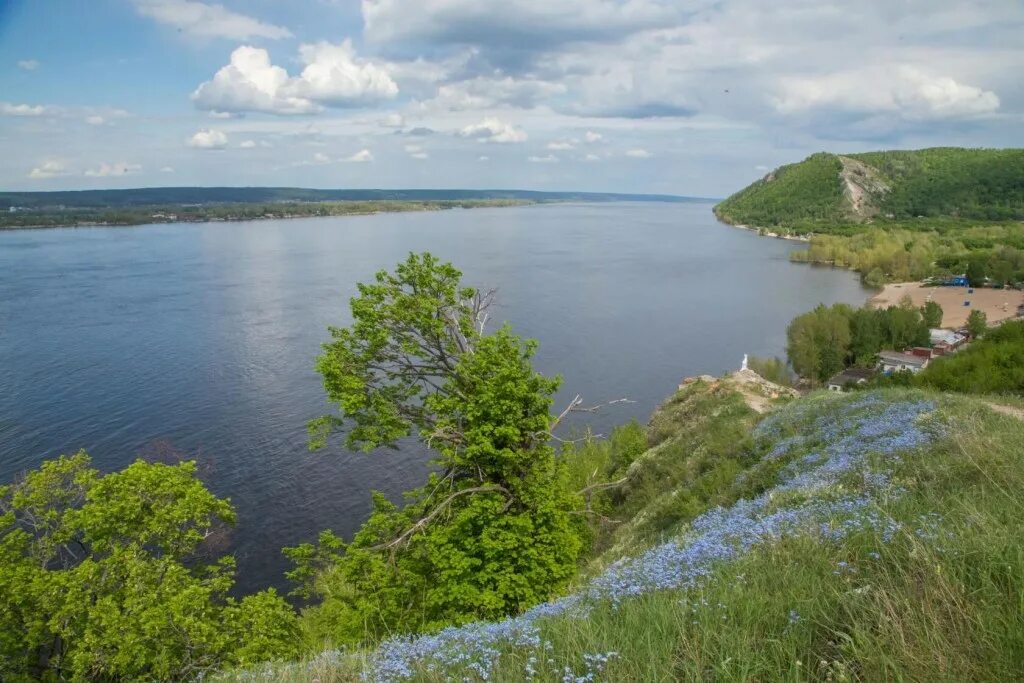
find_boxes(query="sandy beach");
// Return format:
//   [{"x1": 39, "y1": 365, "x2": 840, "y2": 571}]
[{"x1": 870, "y1": 282, "x2": 1024, "y2": 328}]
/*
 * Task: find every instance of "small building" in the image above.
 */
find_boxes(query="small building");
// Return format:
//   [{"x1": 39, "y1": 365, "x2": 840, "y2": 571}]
[
  {"x1": 878, "y1": 350, "x2": 930, "y2": 374},
  {"x1": 826, "y1": 367, "x2": 877, "y2": 392},
  {"x1": 929, "y1": 329, "x2": 967, "y2": 355}
]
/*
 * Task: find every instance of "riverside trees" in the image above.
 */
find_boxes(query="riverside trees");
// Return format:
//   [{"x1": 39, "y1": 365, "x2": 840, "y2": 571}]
[
  {"x1": 288, "y1": 253, "x2": 584, "y2": 645},
  {"x1": 0, "y1": 453, "x2": 298, "y2": 682},
  {"x1": 786, "y1": 300, "x2": 934, "y2": 383}
]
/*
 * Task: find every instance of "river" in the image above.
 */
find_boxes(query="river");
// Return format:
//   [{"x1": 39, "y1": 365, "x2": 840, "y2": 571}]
[{"x1": 0, "y1": 201, "x2": 871, "y2": 592}]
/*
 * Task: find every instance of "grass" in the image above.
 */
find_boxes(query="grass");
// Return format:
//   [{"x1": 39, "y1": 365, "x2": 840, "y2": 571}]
[{"x1": 218, "y1": 387, "x2": 1024, "y2": 682}]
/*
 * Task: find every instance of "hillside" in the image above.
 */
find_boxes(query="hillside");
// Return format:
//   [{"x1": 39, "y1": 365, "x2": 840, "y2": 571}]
[
  {"x1": 714, "y1": 147, "x2": 1024, "y2": 229},
  {"x1": 221, "y1": 381, "x2": 1024, "y2": 682}
]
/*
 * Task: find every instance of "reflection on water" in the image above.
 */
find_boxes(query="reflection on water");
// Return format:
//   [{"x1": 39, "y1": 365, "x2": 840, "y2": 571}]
[{"x1": 0, "y1": 202, "x2": 870, "y2": 592}]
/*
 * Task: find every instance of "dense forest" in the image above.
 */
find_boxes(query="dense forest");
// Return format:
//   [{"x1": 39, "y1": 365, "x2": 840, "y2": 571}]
[{"x1": 715, "y1": 147, "x2": 1024, "y2": 229}]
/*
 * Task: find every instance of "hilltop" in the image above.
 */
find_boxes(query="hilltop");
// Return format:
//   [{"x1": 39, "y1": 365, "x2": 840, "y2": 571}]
[
  {"x1": 714, "y1": 147, "x2": 1024, "y2": 230},
  {"x1": 220, "y1": 380, "x2": 1024, "y2": 682}
]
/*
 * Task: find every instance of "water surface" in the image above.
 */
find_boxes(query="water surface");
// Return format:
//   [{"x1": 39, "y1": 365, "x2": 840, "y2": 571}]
[{"x1": 0, "y1": 202, "x2": 870, "y2": 592}]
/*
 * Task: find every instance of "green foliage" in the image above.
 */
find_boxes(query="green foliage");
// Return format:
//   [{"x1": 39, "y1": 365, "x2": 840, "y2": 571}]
[
  {"x1": 786, "y1": 304, "x2": 852, "y2": 383},
  {"x1": 714, "y1": 152, "x2": 845, "y2": 226},
  {"x1": 915, "y1": 320, "x2": 1024, "y2": 394},
  {"x1": 717, "y1": 147, "x2": 1024, "y2": 230},
  {"x1": 967, "y1": 309, "x2": 988, "y2": 338},
  {"x1": 294, "y1": 253, "x2": 582, "y2": 646},
  {"x1": 227, "y1": 390, "x2": 1024, "y2": 683},
  {"x1": 852, "y1": 147, "x2": 1024, "y2": 220},
  {"x1": 0, "y1": 452, "x2": 299, "y2": 682},
  {"x1": 746, "y1": 356, "x2": 792, "y2": 386},
  {"x1": 786, "y1": 301, "x2": 932, "y2": 382},
  {"x1": 920, "y1": 300, "x2": 943, "y2": 328}
]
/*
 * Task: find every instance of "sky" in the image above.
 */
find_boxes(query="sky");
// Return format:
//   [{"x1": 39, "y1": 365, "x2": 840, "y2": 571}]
[{"x1": 0, "y1": 0, "x2": 1022, "y2": 197}]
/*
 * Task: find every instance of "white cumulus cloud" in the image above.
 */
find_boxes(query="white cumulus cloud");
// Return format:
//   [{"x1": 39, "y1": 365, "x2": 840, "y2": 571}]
[
  {"x1": 17, "y1": 59, "x2": 40, "y2": 71},
  {"x1": 132, "y1": 0, "x2": 291, "y2": 40},
  {"x1": 458, "y1": 117, "x2": 527, "y2": 143},
  {"x1": 405, "y1": 144, "x2": 429, "y2": 159},
  {"x1": 29, "y1": 160, "x2": 69, "y2": 179},
  {"x1": 528, "y1": 154, "x2": 559, "y2": 163},
  {"x1": 584, "y1": 131, "x2": 604, "y2": 143},
  {"x1": 547, "y1": 140, "x2": 575, "y2": 150},
  {"x1": 84, "y1": 161, "x2": 142, "y2": 177},
  {"x1": 774, "y1": 65, "x2": 1000, "y2": 120},
  {"x1": 239, "y1": 139, "x2": 257, "y2": 148},
  {"x1": 345, "y1": 149, "x2": 374, "y2": 162},
  {"x1": 192, "y1": 42, "x2": 398, "y2": 115},
  {"x1": 625, "y1": 148, "x2": 652, "y2": 158},
  {"x1": 187, "y1": 128, "x2": 228, "y2": 149},
  {"x1": 1, "y1": 102, "x2": 51, "y2": 117}
]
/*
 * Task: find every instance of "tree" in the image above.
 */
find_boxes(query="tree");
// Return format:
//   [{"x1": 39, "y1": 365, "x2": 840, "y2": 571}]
[
  {"x1": 966, "y1": 258, "x2": 988, "y2": 288},
  {"x1": 786, "y1": 304, "x2": 851, "y2": 383},
  {"x1": 920, "y1": 300, "x2": 944, "y2": 329},
  {"x1": 292, "y1": 253, "x2": 583, "y2": 644},
  {"x1": 0, "y1": 453, "x2": 298, "y2": 682},
  {"x1": 849, "y1": 308, "x2": 883, "y2": 365},
  {"x1": 967, "y1": 309, "x2": 988, "y2": 338}
]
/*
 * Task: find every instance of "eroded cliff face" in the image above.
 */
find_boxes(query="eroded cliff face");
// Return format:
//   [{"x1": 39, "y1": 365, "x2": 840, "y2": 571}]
[{"x1": 837, "y1": 155, "x2": 891, "y2": 220}]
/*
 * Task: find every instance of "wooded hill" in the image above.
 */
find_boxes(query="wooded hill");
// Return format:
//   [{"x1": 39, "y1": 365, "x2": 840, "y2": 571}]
[{"x1": 714, "y1": 147, "x2": 1024, "y2": 230}]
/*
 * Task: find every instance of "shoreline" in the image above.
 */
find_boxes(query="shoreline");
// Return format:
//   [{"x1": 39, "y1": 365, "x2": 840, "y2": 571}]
[
  {"x1": 712, "y1": 209, "x2": 811, "y2": 243},
  {"x1": 0, "y1": 199, "x2": 539, "y2": 232}
]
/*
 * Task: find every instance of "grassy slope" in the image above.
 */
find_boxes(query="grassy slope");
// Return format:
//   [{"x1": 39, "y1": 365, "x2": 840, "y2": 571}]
[
  {"x1": 714, "y1": 147, "x2": 1024, "y2": 230},
  {"x1": 222, "y1": 382, "x2": 1024, "y2": 682}
]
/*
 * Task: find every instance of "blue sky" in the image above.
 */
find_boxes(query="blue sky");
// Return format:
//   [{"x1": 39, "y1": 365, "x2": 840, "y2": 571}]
[{"x1": 1, "y1": 0, "x2": 1022, "y2": 196}]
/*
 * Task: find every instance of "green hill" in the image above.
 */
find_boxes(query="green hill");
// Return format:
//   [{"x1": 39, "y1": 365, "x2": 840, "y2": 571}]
[
  {"x1": 714, "y1": 147, "x2": 1024, "y2": 228},
  {"x1": 219, "y1": 380, "x2": 1024, "y2": 682}
]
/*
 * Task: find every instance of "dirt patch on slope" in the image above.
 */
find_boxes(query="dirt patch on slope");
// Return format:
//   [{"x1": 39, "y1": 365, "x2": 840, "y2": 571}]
[{"x1": 838, "y1": 156, "x2": 891, "y2": 220}]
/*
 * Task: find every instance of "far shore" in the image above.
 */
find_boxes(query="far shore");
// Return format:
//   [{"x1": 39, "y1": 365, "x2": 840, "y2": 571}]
[{"x1": 869, "y1": 282, "x2": 1024, "y2": 328}]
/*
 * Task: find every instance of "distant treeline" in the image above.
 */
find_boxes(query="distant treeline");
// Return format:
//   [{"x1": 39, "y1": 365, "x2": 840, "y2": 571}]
[
  {"x1": 1, "y1": 186, "x2": 704, "y2": 210},
  {"x1": 0, "y1": 199, "x2": 531, "y2": 229}
]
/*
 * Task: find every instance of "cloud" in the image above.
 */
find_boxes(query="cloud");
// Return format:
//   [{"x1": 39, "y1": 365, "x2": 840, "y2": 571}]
[
  {"x1": 547, "y1": 140, "x2": 575, "y2": 150},
  {"x1": 774, "y1": 65, "x2": 1000, "y2": 120},
  {"x1": 160, "y1": 166, "x2": 175, "y2": 173},
  {"x1": 84, "y1": 161, "x2": 142, "y2": 177},
  {"x1": 17, "y1": 59, "x2": 40, "y2": 71},
  {"x1": 404, "y1": 126, "x2": 436, "y2": 136},
  {"x1": 1, "y1": 102, "x2": 51, "y2": 117},
  {"x1": 478, "y1": 155, "x2": 489, "y2": 161},
  {"x1": 426, "y1": 76, "x2": 567, "y2": 111},
  {"x1": 131, "y1": 0, "x2": 291, "y2": 40},
  {"x1": 380, "y1": 112, "x2": 405, "y2": 128},
  {"x1": 528, "y1": 154, "x2": 559, "y2": 163},
  {"x1": 192, "y1": 46, "x2": 319, "y2": 115},
  {"x1": 625, "y1": 148, "x2": 652, "y2": 158},
  {"x1": 312, "y1": 152, "x2": 331, "y2": 164},
  {"x1": 584, "y1": 131, "x2": 603, "y2": 143},
  {"x1": 584, "y1": 153, "x2": 601, "y2": 162},
  {"x1": 28, "y1": 160, "x2": 69, "y2": 179},
  {"x1": 192, "y1": 42, "x2": 398, "y2": 115},
  {"x1": 405, "y1": 144, "x2": 429, "y2": 159},
  {"x1": 239, "y1": 139, "x2": 256, "y2": 148},
  {"x1": 345, "y1": 149, "x2": 374, "y2": 162},
  {"x1": 187, "y1": 128, "x2": 228, "y2": 149},
  {"x1": 362, "y1": 0, "x2": 678, "y2": 58},
  {"x1": 85, "y1": 115, "x2": 106, "y2": 125},
  {"x1": 458, "y1": 117, "x2": 527, "y2": 143}
]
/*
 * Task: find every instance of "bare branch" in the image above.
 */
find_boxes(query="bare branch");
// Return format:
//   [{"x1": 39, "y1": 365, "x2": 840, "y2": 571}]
[
  {"x1": 372, "y1": 484, "x2": 510, "y2": 552},
  {"x1": 576, "y1": 477, "x2": 627, "y2": 498}
]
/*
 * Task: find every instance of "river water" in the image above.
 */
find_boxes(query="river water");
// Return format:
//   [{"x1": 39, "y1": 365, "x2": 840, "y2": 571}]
[{"x1": 0, "y1": 201, "x2": 870, "y2": 592}]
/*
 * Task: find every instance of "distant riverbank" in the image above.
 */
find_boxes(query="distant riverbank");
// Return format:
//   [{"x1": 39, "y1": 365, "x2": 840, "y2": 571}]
[{"x1": 0, "y1": 198, "x2": 537, "y2": 230}]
